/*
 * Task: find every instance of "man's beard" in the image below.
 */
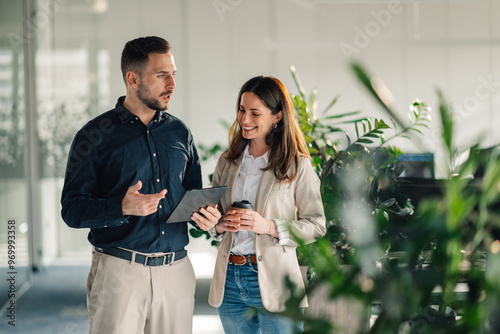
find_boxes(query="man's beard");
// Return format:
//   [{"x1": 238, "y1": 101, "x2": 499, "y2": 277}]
[{"x1": 137, "y1": 81, "x2": 168, "y2": 111}]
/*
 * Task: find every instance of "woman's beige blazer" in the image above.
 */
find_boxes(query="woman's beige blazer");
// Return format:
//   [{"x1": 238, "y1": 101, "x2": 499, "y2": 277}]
[{"x1": 208, "y1": 152, "x2": 326, "y2": 312}]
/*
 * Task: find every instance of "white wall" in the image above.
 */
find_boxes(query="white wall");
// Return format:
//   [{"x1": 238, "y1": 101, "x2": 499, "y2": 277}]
[{"x1": 101, "y1": 0, "x2": 500, "y2": 179}]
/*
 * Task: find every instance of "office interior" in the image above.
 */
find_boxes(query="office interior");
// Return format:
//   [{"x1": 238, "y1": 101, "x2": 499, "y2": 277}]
[{"x1": 1, "y1": 0, "x2": 500, "y2": 333}]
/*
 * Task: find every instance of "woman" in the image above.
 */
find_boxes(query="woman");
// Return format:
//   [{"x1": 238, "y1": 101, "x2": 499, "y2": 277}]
[{"x1": 199, "y1": 75, "x2": 325, "y2": 333}]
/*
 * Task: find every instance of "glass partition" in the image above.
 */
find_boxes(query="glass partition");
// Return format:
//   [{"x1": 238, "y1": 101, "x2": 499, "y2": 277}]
[{"x1": 0, "y1": 0, "x2": 31, "y2": 308}]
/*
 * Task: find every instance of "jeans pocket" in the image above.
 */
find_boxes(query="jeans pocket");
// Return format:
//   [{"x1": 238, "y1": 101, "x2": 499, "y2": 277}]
[{"x1": 249, "y1": 262, "x2": 259, "y2": 273}]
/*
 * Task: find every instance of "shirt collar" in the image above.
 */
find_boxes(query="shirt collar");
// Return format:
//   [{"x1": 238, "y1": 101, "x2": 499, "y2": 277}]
[
  {"x1": 115, "y1": 96, "x2": 134, "y2": 123},
  {"x1": 114, "y1": 96, "x2": 166, "y2": 124},
  {"x1": 243, "y1": 144, "x2": 269, "y2": 165}
]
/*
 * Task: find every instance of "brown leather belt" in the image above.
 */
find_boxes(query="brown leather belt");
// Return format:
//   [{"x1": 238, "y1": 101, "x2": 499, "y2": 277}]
[{"x1": 228, "y1": 253, "x2": 257, "y2": 265}]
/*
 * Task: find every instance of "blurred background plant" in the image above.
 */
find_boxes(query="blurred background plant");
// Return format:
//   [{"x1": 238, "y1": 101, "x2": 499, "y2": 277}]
[
  {"x1": 281, "y1": 63, "x2": 500, "y2": 334},
  {"x1": 37, "y1": 97, "x2": 96, "y2": 178},
  {"x1": 0, "y1": 96, "x2": 95, "y2": 179},
  {"x1": 289, "y1": 64, "x2": 431, "y2": 265}
]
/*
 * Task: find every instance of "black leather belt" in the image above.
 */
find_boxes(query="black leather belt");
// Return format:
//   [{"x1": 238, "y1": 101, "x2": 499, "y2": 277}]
[{"x1": 95, "y1": 247, "x2": 187, "y2": 266}]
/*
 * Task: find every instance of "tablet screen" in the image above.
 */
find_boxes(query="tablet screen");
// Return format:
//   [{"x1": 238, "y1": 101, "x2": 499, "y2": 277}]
[{"x1": 166, "y1": 186, "x2": 229, "y2": 223}]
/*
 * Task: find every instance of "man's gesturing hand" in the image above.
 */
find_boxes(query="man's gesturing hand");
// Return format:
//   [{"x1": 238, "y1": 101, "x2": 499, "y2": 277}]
[{"x1": 122, "y1": 180, "x2": 167, "y2": 216}]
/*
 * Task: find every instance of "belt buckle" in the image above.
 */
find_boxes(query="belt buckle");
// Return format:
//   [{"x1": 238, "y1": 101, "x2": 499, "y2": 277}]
[
  {"x1": 144, "y1": 252, "x2": 175, "y2": 266},
  {"x1": 233, "y1": 253, "x2": 247, "y2": 266},
  {"x1": 144, "y1": 254, "x2": 164, "y2": 266}
]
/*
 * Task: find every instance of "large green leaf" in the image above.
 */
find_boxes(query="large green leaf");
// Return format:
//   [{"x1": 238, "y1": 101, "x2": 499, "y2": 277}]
[
  {"x1": 437, "y1": 89, "x2": 454, "y2": 156},
  {"x1": 290, "y1": 65, "x2": 306, "y2": 101}
]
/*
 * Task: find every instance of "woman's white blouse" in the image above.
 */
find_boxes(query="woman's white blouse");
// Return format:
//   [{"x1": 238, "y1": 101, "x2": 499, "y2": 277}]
[{"x1": 230, "y1": 145, "x2": 268, "y2": 255}]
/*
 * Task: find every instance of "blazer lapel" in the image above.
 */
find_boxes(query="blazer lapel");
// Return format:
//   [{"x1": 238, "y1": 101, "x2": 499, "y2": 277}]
[
  {"x1": 218, "y1": 154, "x2": 244, "y2": 250},
  {"x1": 221, "y1": 153, "x2": 244, "y2": 213}
]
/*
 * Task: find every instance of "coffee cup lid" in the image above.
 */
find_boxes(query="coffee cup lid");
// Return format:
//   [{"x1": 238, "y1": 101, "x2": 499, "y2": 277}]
[{"x1": 231, "y1": 200, "x2": 253, "y2": 210}]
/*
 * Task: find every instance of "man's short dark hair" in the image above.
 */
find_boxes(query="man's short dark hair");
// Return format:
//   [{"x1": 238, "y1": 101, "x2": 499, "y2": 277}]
[{"x1": 121, "y1": 36, "x2": 171, "y2": 83}]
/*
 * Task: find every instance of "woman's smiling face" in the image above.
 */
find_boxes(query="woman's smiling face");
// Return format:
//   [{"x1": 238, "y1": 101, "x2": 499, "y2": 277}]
[{"x1": 238, "y1": 92, "x2": 281, "y2": 144}]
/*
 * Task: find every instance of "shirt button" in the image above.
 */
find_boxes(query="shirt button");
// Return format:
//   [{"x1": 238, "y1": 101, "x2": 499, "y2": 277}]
[
  {"x1": 162, "y1": 231, "x2": 165, "y2": 235},
  {"x1": 156, "y1": 179, "x2": 160, "y2": 182},
  {"x1": 147, "y1": 130, "x2": 150, "y2": 134},
  {"x1": 104, "y1": 225, "x2": 107, "y2": 227},
  {"x1": 135, "y1": 117, "x2": 139, "y2": 120},
  {"x1": 258, "y1": 255, "x2": 263, "y2": 261},
  {"x1": 153, "y1": 153, "x2": 156, "y2": 157},
  {"x1": 131, "y1": 121, "x2": 134, "y2": 124},
  {"x1": 159, "y1": 205, "x2": 162, "y2": 209}
]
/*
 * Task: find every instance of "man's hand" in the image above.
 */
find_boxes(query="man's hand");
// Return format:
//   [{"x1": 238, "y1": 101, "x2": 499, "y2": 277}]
[
  {"x1": 191, "y1": 205, "x2": 222, "y2": 231},
  {"x1": 122, "y1": 180, "x2": 167, "y2": 216}
]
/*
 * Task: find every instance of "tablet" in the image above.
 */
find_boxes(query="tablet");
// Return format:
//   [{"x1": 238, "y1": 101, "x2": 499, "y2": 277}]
[{"x1": 166, "y1": 186, "x2": 229, "y2": 223}]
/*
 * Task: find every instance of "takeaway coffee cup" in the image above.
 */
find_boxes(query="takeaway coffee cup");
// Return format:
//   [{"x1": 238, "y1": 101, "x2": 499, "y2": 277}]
[
  {"x1": 228, "y1": 200, "x2": 253, "y2": 229},
  {"x1": 231, "y1": 200, "x2": 253, "y2": 211}
]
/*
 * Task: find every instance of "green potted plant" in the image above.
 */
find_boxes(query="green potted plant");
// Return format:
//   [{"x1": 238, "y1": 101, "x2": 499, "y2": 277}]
[
  {"x1": 289, "y1": 63, "x2": 431, "y2": 264},
  {"x1": 281, "y1": 63, "x2": 500, "y2": 334}
]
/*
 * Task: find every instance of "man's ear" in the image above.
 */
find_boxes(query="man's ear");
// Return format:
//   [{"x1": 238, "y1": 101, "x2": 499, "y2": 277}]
[{"x1": 126, "y1": 71, "x2": 140, "y2": 88}]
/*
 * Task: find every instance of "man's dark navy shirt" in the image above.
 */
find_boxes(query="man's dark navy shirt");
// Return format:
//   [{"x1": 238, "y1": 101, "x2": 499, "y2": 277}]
[{"x1": 61, "y1": 96, "x2": 202, "y2": 253}]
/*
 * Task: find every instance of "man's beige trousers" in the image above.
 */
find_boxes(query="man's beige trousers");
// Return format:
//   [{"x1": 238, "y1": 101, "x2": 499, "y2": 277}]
[{"x1": 87, "y1": 250, "x2": 196, "y2": 334}]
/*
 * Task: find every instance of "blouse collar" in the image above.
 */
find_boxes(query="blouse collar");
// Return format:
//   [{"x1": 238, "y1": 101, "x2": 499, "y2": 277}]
[{"x1": 243, "y1": 144, "x2": 269, "y2": 165}]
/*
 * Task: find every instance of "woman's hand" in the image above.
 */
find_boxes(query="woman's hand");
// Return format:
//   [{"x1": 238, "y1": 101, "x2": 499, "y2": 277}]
[
  {"x1": 191, "y1": 205, "x2": 222, "y2": 231},
  {"x1": 214, "y1": 210, "x2": 240, "y2": 234},
  {"x1": 232, "y1": 210, "x2": 279, "y2": 238}
]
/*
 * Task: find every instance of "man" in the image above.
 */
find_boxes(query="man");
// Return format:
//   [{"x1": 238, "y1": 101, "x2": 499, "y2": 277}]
[{"x1": 61, "y1": 36, "x2": 220, "y2": 334}]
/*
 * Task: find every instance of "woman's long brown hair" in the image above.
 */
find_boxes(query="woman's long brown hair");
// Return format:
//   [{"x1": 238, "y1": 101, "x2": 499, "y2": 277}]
[{"x1": 225, "y1": 76, "x2": 310, "y2": 182}]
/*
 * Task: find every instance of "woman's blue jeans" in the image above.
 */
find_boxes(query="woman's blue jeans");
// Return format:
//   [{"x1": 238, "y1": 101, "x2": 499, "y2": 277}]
[{"x1": 217, "y1": 261, "x2": 299, "y2": 334}]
